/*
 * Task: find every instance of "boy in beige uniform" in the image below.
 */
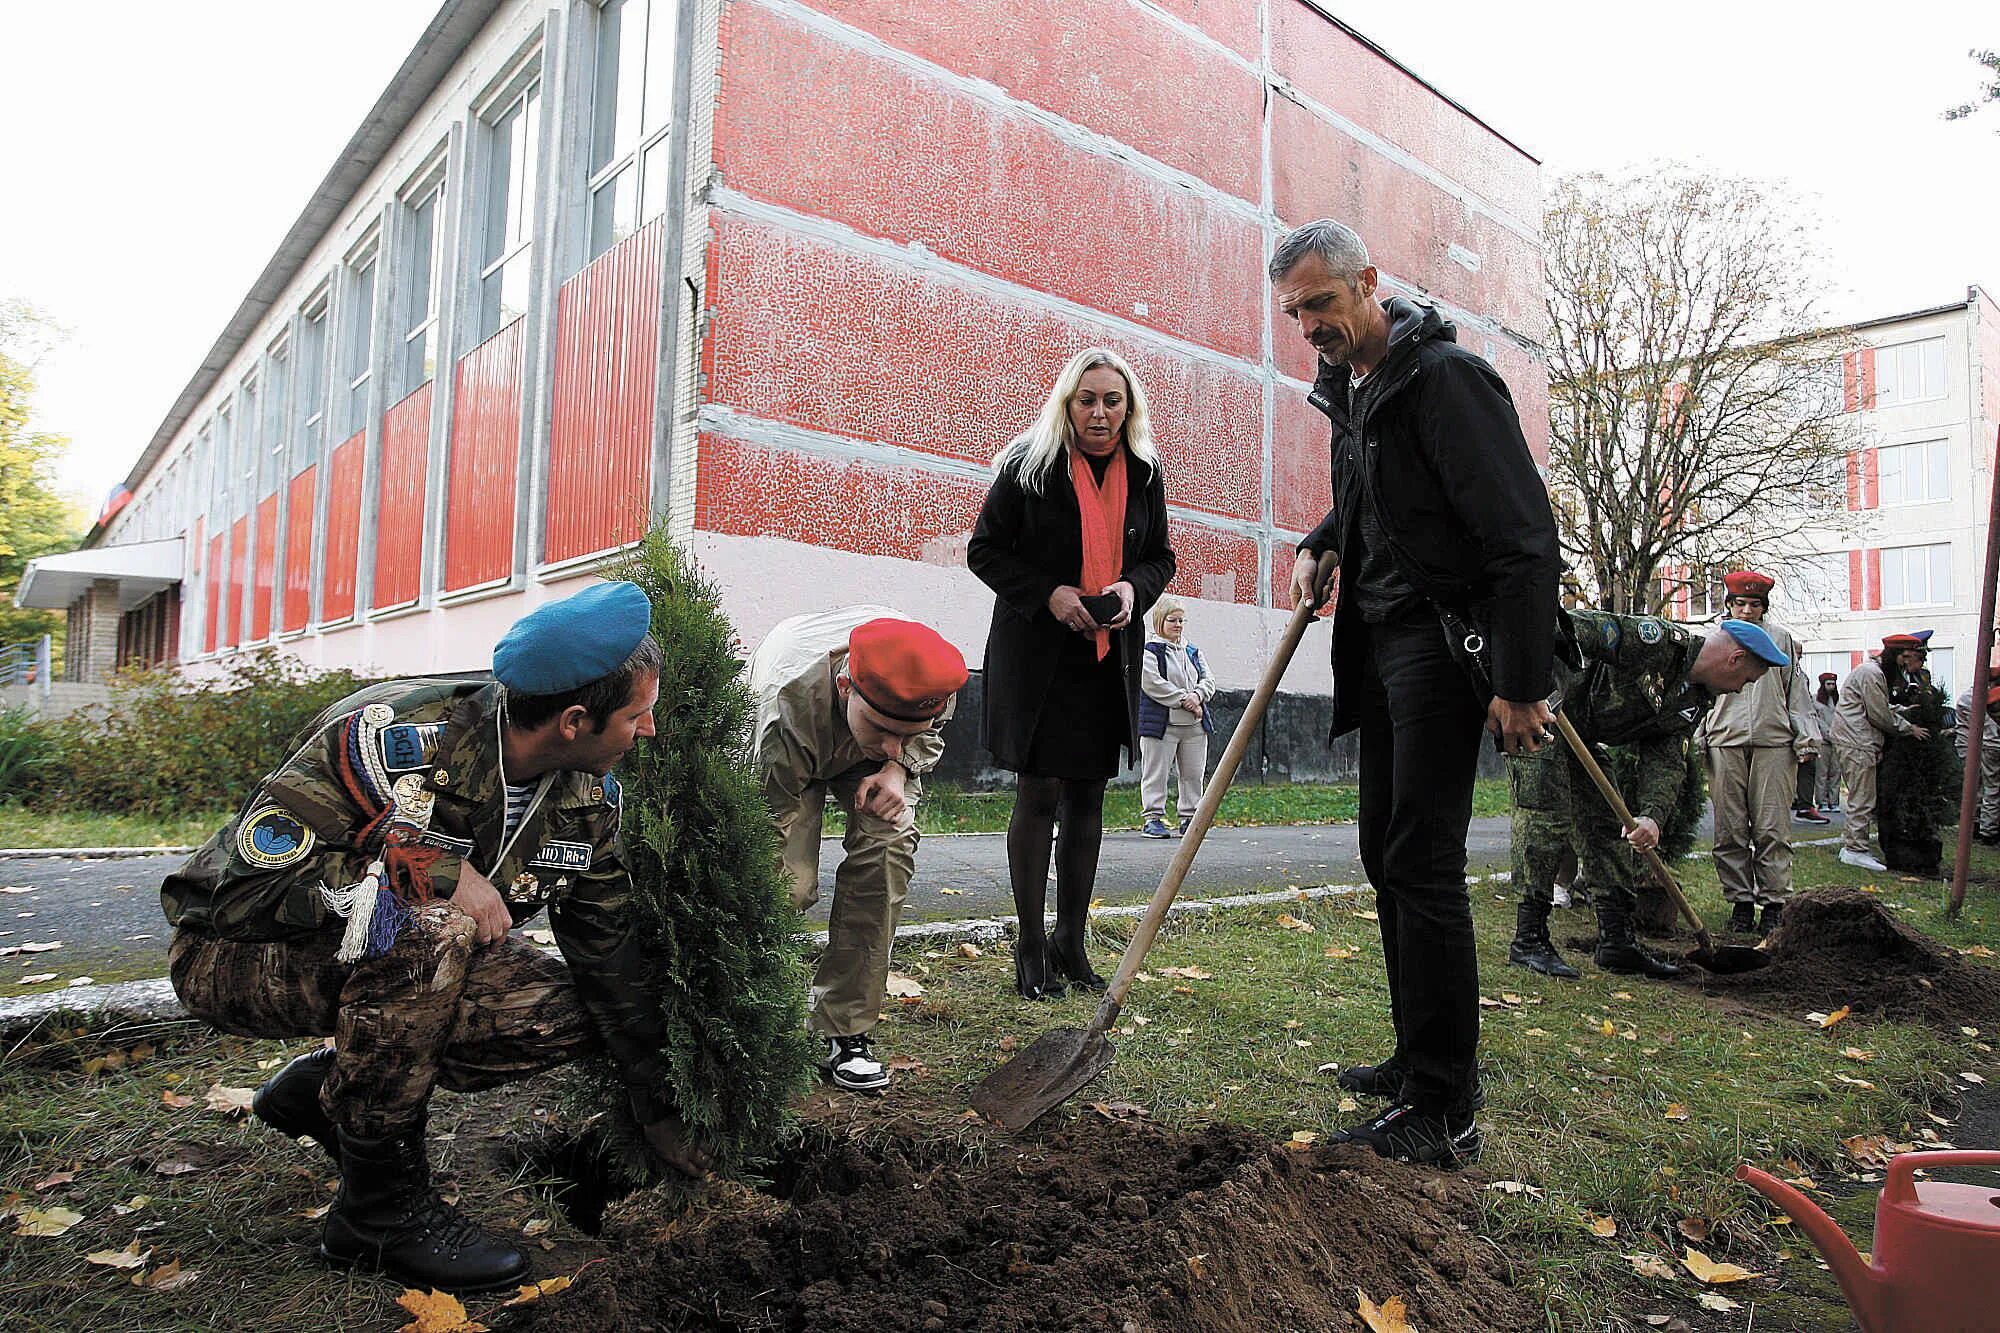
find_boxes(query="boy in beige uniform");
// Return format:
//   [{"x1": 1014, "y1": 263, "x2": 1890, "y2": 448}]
[
  {"x1": 749, "y1": 607, "x2": 967, "y2": 1091},
  {"x1": 1695, "y1": 571, "x2": 1819, "y2": 935}
]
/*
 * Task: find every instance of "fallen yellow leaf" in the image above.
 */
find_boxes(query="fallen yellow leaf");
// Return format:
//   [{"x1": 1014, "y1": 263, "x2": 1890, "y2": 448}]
[
  {"x1": 1627, "y1": 1252, "x2": 1678, "y2": 1281},
  {"x1": 1682, "y1": 1246, "x2": 1761, "y2": 1284},
  {"x1": 1323, "y1": 945, "x2": 1355, "y2": 959},
  {"x1": 1819, "y1": 1006, "x2": 1852, "y2": 1029},
  {"x1": 1159, "y1": 965, "x2": 1213, "y2": 980},
  {"x1": 397, "y1": 1287, "x2": 490, "y2": 1333},
  {"x1": 13, "y1": 1206, "x2": 84, "y2": 1238},
  {"x1": 160, "y1": 1090, "x2": 194, "y2": 1109},
  {"x1": 1697, "y1": 1292, "x2": 1742, "y2": 1312},
  {"x1": 1678, "y1": 1218, "x2": 1710, "y2": 1242},
  {"x1": 1288, "y1": 1131, "x2": 1319, "y2": 1149},
  {"x1": 1356, "y1": 1287, "x2": 1416, "y2": 1333},
  {"x1": 1587, "y1": 1214, "x2": 1617, "y2": 1237},
  {"x1": 131, "y1": 1257, "x2": 199, "y2": 1291},
  {"x1": 1600, "y1": 1019, "x2": 1617, "y2": 1037},
  {"x1": 883, "y1": 972, "x2": 925, "y2": 998},
  {"x1": 85, "y1": 1241, "x2": 150, "y2": 1270},
  {"x1": 1275, "y1": 913, "x2": 1316, "y2": 933},
  {"x1": 203, "y1": 1084, "x2": 255, "y2": 1117},
  {"x1": 1663, "y1": 1103, "x2": 1691, "y2": 1121},
  {"x1": 1351, "y1": 908, "x2": 1380, "y2": 921},
  {"x1": 503, "y1": 1276, "x2": 573, "y2": 1307},
  {"x1": 1842, "y1": 1048, "x2": 1876, "y2": 1062},
  {"x1": 955, "y1": 942, "x2": 981, "y2": 959}
]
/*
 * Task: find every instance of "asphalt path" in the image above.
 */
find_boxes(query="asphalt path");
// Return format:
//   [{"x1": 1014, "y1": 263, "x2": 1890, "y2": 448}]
[{"x1": 0, "y1": 817, "x2": 1516, "y2": 986}]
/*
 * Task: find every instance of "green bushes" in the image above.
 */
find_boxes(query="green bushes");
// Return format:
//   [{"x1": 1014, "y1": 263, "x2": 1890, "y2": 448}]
[
  {"x1": 0, "y1": 705, "x2": 59, "y2": 797},
  {"x1": 19, "y1": 653, "x2": 374, "y2": 815}
]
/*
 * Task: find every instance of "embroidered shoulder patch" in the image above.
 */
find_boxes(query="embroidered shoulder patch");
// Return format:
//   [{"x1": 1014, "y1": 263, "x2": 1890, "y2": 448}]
[
  {"x1": 237, "y1": 804, "x2": 317, "y2": 870},
  {"x1": 1636, "y1": 618, "x2": 1665, "y2": 644},
  {"x1": 529, "y1": 840, "x2": 592, "y2": 871},
  {"x1": 599, "y1": 772, "x2": 621, "y2": 806},
  {"x1": 379, "y1": 723, "x2": 445, "y2": 773}
]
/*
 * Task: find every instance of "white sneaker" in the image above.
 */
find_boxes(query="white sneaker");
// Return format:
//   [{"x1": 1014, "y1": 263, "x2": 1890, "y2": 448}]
[
  {"x1": 1552, "y1": 884, "x2": 1572, "y2": 908},
  {"x1": 824, "y1": 1034, "x2": 890, "y2": 1093},
  {"x1": 1839, "y1": 848, "x2": 1888, "y2": 872}
]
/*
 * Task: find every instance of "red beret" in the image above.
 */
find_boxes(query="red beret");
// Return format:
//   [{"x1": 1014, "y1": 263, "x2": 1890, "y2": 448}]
[
  {"x1": 1882, "y1": 633, "x2": 1925, "y2": 652},
  {"x1": 1988, "y1": 685, "x2": 2000, "y2": 710},
  {"x1": 847, "y1": 618, "x2": 968, "y2": 721},
  {"x1": 1723, "y1": 570, "x2": 1775, "y2": 599},
  {"x1": 1817, "y1": 671, "x2": 1839, "y2": 682}
]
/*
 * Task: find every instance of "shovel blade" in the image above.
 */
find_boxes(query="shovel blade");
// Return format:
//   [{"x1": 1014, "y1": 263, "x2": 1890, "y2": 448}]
[
  {"x1": 967, "y1": 1027, "x2": 1115, "y2": 1132},
  {"x1": 1692, "y1": 944, "x2": 1771, "y2": 974}
]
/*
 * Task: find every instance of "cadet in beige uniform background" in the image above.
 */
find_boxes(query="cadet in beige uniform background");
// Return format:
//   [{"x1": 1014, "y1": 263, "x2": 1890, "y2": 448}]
[
  {"x1": 1833, "y1": 634, "x2": 1934, "y2": 872},
  {"x1": 750, "y1": 607, "x2": 968, "y2": 1092},
  {"x1": 1695, "y1": 571, "x2": 1819, "y2": 936}
]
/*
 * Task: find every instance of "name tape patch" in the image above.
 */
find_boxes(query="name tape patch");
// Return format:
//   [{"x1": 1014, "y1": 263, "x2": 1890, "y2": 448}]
[
  {"x1": 379, "y1": 723, "x2": 445, "y2": 773},
  {"x1": 237, "y1": 804, "x2": 316, "y2": 870},
  {"x1": 529, "y1": 840, "x2": 592, "y2": 871}
]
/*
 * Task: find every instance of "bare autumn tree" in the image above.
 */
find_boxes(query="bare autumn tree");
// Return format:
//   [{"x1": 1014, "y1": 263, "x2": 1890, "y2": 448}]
[
  {"x1": 1943, "y1": 48, "x2": 2000, "y2": 124},
  {"x1": 1543, "y1": 167, "x2": 1859, "y2": 615}
]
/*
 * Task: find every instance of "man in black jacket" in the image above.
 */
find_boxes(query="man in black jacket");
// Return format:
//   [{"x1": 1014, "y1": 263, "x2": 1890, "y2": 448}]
[{"x1": 1279, "y1": 218, "x2": 1560, "y2": 1168}]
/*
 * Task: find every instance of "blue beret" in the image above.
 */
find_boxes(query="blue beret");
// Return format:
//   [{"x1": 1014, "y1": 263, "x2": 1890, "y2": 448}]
[
  {"x1": 1718, "y1": 617, "x2": 1790, "y2": 668},
  {"x1": 1911, "y1": 628, "x2": 1935, "y2": 644},
  {"x1": 493, "y1": 581, "x2": 653, "y2": 694}
]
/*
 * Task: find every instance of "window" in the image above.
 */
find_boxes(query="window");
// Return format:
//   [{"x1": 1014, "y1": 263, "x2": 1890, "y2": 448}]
[
  {"x1": 1875, "y1": 337, "x2": 1947, "y2": 409},
  {"x1": 479, "y1": 72, "x2": 542, "y2": 338},
  {"x1": 297, "y1": 295, "x2": 330, "y2": 463},
  {"x1": 1928, "y1": 648, "x2": 1956, "y2": 700},
  {"x1": 1788, "y1": 552, "x2": 1850, "y2": 616},
  {"x1": 399, "y1": 171, "x2": 446, "y2": 389},
  {"x1": 264, "y1": 341, "x2": 291, "y2": 486},
  {"x1": 1877, "y1": 438, "x2": 1948, "y2": 506},
  {"x1": 1880, "y1": 543, "x2": 1951, "y2": 608},
  {"x1": 586, "y1": 0, "x2": 677, "y2": 257},
  {"x1": 237, "y1": 378, "x2": 260, "y2": 493},
  {"x1": 1801, "y1": 651, "x2": 1850, "y2": 688},
  {"x1": 341, "y1": 245, "x2": 379, "y2": 436},
  {"x1": 214, "y1": 407, "x2": 235, "y2": 510}
]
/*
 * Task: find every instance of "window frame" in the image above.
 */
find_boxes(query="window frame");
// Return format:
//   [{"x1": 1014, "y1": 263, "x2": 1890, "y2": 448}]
[
  {"x1": 1874, "y1": 337, "x2": 1948, "y2": 409},
  {"x1": 475, "y1": 57, "x2": 545, "y2": 339},
  {"x1": 1876, "y1": 437, "x2": 1949, "y2": 508},
  {"x1": 584, "y1": 0, "x2": 679, "y2": 259},
  {"x1": 1879, "y1": 542, "x2": 1953, "y2": 609},
  {"x1": 296, "y1": 288, "x2": 332, "y2": 469},
  {"x1": 397, "y1": 158, "x2": 449, "y2": 393},
  {"x1": 340, "y1": 236, "x2": 381, "y2": 438}
]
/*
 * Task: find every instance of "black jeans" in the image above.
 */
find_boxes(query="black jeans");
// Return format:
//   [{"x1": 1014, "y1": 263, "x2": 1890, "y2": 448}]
[{"x1": 1354, "y1": 609, "x2": 1487, "y2": 1115}]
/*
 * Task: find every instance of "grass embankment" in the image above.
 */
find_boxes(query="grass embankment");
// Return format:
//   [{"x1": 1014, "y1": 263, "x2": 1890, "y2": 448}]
[
  {"x1": 0, "y1": 781, "x2": 1510, "y2": 848},
  {"x1": 0, "y1": 840, "x2": 1990, "y2": 1330}
]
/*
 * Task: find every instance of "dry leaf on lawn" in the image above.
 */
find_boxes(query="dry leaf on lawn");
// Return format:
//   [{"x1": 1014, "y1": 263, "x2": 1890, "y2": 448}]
[
  {"x1": 1337, "y1": 1096, "x2": 1359, "y2": 1113},
  {"x1": 883, "y1": 972, "x2": 925, "y2": 998},
  {"x1": 522, "y1": 1218, "x2": 552, "y2": 1237},
  {"x1": 132, "y1": 1258, "x2": 200, "y2": 1290},
  {"x1": 1842, "y1": 1048, "x2": 1876, "y2": 1062},
  {"x1": 955, "y1": 942, "x2": 981, "y2": 959},
  {"x1": 1355, "y1": 1288, "x2": 1415, "y2": 1333},
  {"x1": 32, "y1": 1170, "x2": 75, "y2": 1191},
  {"x1": 1351, "y1": 908, "x2": 1380, "y2": 921},
  {"x1": 1963, "y1": 1072, "x2": 1987, "y2": 1085},
  {"x1": 1696, "y1": 1292, "x2": 1742, "y2": 1312},
  {"x1": 1677, "y1": 1218, "x2": 1710, "y2": 1242},
  {"x1": 1843, "y1": 1134, "x2": 1892, "y2": 1167},
  {"x1": 1587, "y1": 1214, "x2": 1617, "y2": 1237},
  {"x1": 887, "y1": 1054, "x2": 926, "y2": 1072},
  {"x1": 1682, "y1": 1247, "x2": 1761, "y2": 1283},
  {"x1": 13, "y1": 1206, "x2": 84, "y2": 1238},
  {"x1": 397, "y1": 1287, "x2": 489, "y2": 1333},
  {"x1": 203, "y1": 1085, "x2": 255, "y2": 1117},
  {"x1": 1626, "y1": 1252, "x2": 1679, "y2": 1281},
  {"x1": 1287, "y1": 1131, "x2": 1319, "y2": 1149},
  {"x1": 1323, "y1": 945, "x2": 1355, "y2": 959},
  {"x1": 85, "y1": 1241, "x2": 150, "y2": 1270},
  {"x1": 1819, "y1": 1006, "x2": 1852, "y2": 1028},
  {"x1": 1663, "y1": 1103, "x2": 1691, "y2": 1121},
  {"x1": 1487, "y1": 1180, "x2": 1544, "y2": 1197},
  {"x1": 1274, "y1": 913, "x2": 1315, "y2": 933},
  {"x1": 112, "y1": 1196, "x2": 149, "y2": 1216},
  {"x1": 503, "y1": 1276, "x2": 573, "y2": 1307},
  {"x1": 18, "y1": 974, "x2": 56, "y2": 985},
  {"x1": 1159, "y1": 966, "x2": 1213, "y2": 980}
]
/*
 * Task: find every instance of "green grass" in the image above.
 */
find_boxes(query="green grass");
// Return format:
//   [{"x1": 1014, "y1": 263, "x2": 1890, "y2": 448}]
[
  {"x1": 0, "y1": 805, "x2": 223, "y2": 851},
  {"x1": 1, "y1": 837, "x2": 1988, "y2": 1330},
  {"x1": 825, "y1": 777, "x2": 1511, "y2": 836}
]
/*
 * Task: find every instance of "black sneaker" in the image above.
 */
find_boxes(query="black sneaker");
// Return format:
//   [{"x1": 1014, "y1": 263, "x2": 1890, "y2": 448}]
[
  {"x1": 1337, "y1": 1057, "x2": 1405, "y2": 1098},
  {"x1": 1330, "y1": 1103, "x2": 1482, "y2": 1167},
  {"x1": 824, "y1": 1034, "x2": 890, "y2": 1093}
]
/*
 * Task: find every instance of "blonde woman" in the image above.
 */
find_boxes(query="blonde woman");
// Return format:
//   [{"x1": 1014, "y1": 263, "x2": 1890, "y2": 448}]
[
  {"x1": 1138, "y1": 598, "x2": 1215, "y2": 838},
  {"x1": 968, "y1": 349, "x2": 1178, "y2": 999}
]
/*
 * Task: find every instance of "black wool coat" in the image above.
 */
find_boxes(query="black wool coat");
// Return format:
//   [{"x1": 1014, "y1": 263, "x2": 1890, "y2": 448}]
[
  {"x1": 968, "y1": 446, "x2": 1178, "y2": 772},
  {"x1": 1300, "y1": 297, "x2": 1560, "y2": 738}
]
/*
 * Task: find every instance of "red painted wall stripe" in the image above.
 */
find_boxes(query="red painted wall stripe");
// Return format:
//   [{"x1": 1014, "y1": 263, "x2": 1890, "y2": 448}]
[
  {"x1": 204, "y1": 532, "x2": 223, "y2": 653},
  {"x1": 283, "y1": 466, "x2": 316, "y2": 633},
  {"x1": 803, "y1": 0, "x2": 1263, "y2": 203},
  {"x1": 1269, "y1": 0, "x2": 1539, "y2": 224},
  {"x1": 1149, "y1": 0, "x2": 1260, "y2": 60},
  {"x1": 374, "y1": 382, "x2": 433, "y2": 609},
  {"x1": 251, "y1": 494, "x2": 278, "y2": 641},
  {"x1": 1270, "y1": 96, "x2": 1543, "y2": 340},
  {"x1": 1861, "y1": 447, "x2": 1879, "y2": 508},
  {"x1": 546, "y1": 220, "x2": 663, "y2": 564},
  {"x1": 705, "y1": 215, "x2": 1265, "y2": 522},
  {"x1": 1162, "y1": 517, "x2": 1258, "y2": 606},
  {"x1": 1845, "y1": 452, "x2": 1862, "y2": 508},
  {"x1": 445, "y1": 320, "x2": 526, "y2": 592},
  {"x1": 714, "y1": 0, "x2": 1265, "y2": 361},
  {"x1": 1848, "y1": 550, "x2": 1864, "y2": 611},
  {"x1": 1860, "y1": 347, "x2": 1877, "y2": 410},
  {"x1": 322, "y1": 431, "x2": 365, "y2": 623},
  {"x1": 1272, "y1": 386, "x2": 1333, "y2": 533},
  {"x1": 1843, "y1": 352, "x2": 1861, "y2": 413},
  {"x1": 224, "y1": 518, "x2": 246, "y2": 649},
  {"x1": 1865, "y1": 548, "x2": 1882, "y2": 610}
]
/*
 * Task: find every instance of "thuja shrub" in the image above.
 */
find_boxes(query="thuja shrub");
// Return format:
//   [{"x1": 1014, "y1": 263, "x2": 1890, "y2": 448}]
[
  {"x1": 565, "y1": 526, "x2": 818, "y2": 1178},
  {"x1": 39, "y1": 653, "x2": 373, "y2": 814}
]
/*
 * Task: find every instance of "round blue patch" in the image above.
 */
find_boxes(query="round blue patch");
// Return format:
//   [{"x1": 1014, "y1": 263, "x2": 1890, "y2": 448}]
[
  {"x1": 237, "y1": 804, "x2": 316, "y2": 870},
  {"x1": 1636, "y1": 618, "x2": 1665, "y2": 644}
]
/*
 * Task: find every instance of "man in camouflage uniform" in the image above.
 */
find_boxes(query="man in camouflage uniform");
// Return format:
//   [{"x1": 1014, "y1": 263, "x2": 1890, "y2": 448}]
[
  {"x1": 161, "y1": 581, "x2": 703, "y2": 1293},
  {"x1": 1507, "y1": 609, "x2": 1787, "y2": 980}
]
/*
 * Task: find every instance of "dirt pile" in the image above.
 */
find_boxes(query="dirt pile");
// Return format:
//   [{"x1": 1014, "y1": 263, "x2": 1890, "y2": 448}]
[
  {"x1": 1689, "y1": 887, "x2": 2000, "y2": 1029},
  {"x1": 510, "y1": 1119, "x2": 1538, "y2": 1333}
]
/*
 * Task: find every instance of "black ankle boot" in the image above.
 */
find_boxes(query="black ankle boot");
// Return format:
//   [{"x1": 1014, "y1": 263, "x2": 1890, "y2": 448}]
[
  {"x1": 1727, "y1": 901, "x2": 1757, "y2": 934},
  {"x1": 1592, "y1": 905, "x2": 1681, "y2": 979},
  {"x1": 1048, "y1": 869, "x2": 1107, "y2": 993},
  {"x1": 1013, "y1": 934, "x2": 1066, "y2": 1001},
  {"x1": 253, "y1": 1047, "x2": 339, "y2": 1161},
  {"x1": 1758, "y1": 902, "x2": 1784, "y2": 937},
  {"x1": 321, "y1": 1129, "x2": 529, "y2": 1293},
  {"x1": 1508, "y1": 900, "x2": 1580, "y2": 979}
]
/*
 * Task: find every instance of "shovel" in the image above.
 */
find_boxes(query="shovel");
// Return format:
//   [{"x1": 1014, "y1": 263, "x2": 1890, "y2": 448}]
[
  {"x1": 969, "y1": 591, "x2": 1322, "y2": 1131},
  {"x1": 1550, "y1": 711, "x2": 1768, "y2": 974}
]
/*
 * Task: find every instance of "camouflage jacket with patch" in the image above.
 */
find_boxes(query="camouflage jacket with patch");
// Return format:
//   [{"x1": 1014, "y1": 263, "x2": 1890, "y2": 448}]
[
  {"x1": 161, "y1": 679, "x2": 673, "y2": 1119},
  {"x1": 1556, "y1": 610, "x2": 1714, "y2": 822}
]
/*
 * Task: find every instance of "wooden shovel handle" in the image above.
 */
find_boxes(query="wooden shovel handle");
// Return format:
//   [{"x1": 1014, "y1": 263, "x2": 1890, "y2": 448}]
[
  {"x1": 1549, "y1": 711, "x2": 1714, "y2": 954},
  {"x1": 1089, "y1": 579, "x2": 1324, "y2": 1032}
]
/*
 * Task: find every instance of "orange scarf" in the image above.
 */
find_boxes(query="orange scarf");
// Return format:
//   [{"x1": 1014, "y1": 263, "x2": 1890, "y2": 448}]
[{"x1": 1069, "y1": 446, "x2": 1128, "y2": 661}]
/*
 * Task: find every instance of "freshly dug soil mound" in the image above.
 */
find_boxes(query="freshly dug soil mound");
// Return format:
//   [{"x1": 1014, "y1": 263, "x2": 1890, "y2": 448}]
[
  {"x1": 513, "y1": 1120, "x2": 1539, "y2": 1333},
  {"x1": 1688, "y1": 888, "x2": 2000, "y2": 1029}
]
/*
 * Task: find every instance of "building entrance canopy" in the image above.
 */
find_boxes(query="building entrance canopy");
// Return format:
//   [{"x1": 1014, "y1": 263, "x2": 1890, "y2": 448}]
[{"x1": 15, "y1": 539, "x2": 183, "y2": 611}]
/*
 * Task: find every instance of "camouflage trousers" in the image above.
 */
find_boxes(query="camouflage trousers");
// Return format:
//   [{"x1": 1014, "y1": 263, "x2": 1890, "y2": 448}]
[
  {"x1": 1508, "y1": 745, "x2": 1645, "y2": 918},
  {"x1": 169, "y1": 900, "x2": 595, "y2": 1138}
]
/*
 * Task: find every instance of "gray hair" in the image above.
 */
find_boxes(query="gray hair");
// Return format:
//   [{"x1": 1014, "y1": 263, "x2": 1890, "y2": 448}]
[{"x1": 1269, "y1": 219, "x2": 1370, "y2": 283}]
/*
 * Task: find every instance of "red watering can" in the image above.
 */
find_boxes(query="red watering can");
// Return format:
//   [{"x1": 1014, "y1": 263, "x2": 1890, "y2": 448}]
[{"x1": 1737, "y1": 1152, "x2": 2000, "y2": 1333}]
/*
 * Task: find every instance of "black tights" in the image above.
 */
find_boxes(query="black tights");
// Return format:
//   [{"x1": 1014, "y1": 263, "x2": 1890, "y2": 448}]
[{"x1": 1007, "y1": 774, "x2": 1108, "y2": 998}]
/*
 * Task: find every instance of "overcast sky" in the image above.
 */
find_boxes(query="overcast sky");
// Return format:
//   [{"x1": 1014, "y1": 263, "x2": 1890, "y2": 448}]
[{"x1": 3, "y1": 0, "x2": 1995, "y2": 509}]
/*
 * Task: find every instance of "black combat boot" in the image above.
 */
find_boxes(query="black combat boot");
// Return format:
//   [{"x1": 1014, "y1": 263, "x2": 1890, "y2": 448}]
[
  {"x1": 321, "y1": 1129, "x2": 529, "y2": 1293},
  {"x1": 1758, "y1": 902, "x2": 1784, "y2": 937},
  {"x1": 1592, "y1": 903, "x2": 1682, "y2": 979},
  {"x1": 1508, "y1": 900, "x2": 1581, "y2": 979},
  {"x1": 1047, "y1": 872, "x2": 1106, "y2": 993},
  {"x1": 1727, "y1": 901, "x2": 1757, "y2": 934},
  {"x1": 1337, "y1": 1056, "x2": 1406, "y2": 1098},
  {"x1": 253, "y1": 1047, "x2": 339, "y2": 1162}
]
